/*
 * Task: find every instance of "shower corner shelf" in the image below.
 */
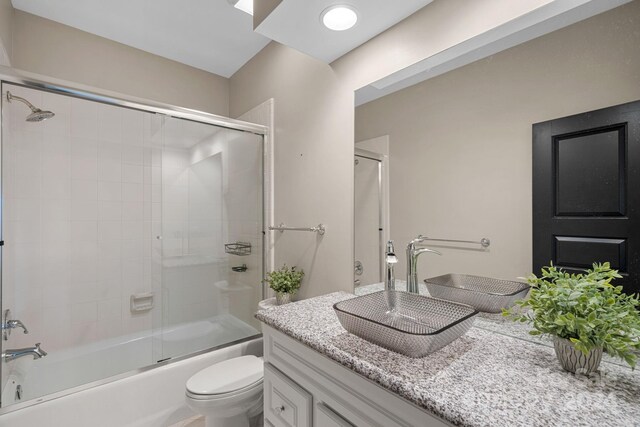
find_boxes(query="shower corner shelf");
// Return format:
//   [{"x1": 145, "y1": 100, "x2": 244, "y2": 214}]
[{"x1": 225, "y1": 242, "x2": 252, "y2": 256}]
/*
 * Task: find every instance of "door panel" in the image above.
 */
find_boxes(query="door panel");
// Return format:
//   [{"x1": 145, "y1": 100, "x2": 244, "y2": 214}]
[
  {"x1": 533, "y1": 100, "x2": 640, "y2": 293},
  {"x1": 554, "y1": 236, "x2": 626, "y2": 270},
  {"x1": 555, "y1": 126, "x2": 625, "y2": 216},
  {"x1": 354, "y1": 156, "x2": 382, "y2": 287}
]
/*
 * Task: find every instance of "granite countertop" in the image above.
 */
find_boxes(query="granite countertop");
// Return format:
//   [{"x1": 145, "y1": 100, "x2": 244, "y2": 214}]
[
  {"x1": 356, "y1": 282, "x2": 634, "y2": 368},
  {"x1": 256, "y1": 291, "x2": 640, "y2": 427}
]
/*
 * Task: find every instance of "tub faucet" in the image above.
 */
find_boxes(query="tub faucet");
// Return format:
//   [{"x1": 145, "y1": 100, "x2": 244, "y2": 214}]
[
  {"x1": 406, "y1": 236, "x2": 442, "y2": 294},
  {"x1": 4, "y1": 319, "x2": 29, "y2": 335},
  {"x1": 2, "y1": 309, "x2": 29, "y2": 340},
  {"x1": 2, "y1": 343, "x2": 47, "y2": 362}
]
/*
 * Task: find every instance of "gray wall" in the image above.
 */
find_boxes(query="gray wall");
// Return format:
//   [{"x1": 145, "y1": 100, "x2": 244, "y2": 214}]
[
  {"x1": 230, "y1": 42, "x2": 354, "y2": 300},
  {"x1": 0, "y1": 0, "x2": 13, "y2": 65},
  {"x1": 3, "y1": 0, "x2": 632, "y2": 298},
  {"x1": 9, "y1": 10, "x2": 229, "y2": 115},
  {"x1": 230, "y1": 0, "x2": 558, "y2": 299}
]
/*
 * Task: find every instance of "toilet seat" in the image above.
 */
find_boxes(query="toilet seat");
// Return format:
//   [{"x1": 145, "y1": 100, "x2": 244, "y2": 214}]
[
  {"x1": 186, "y1": 378, "x2": 263, "y2": 400},
  {"x1": 185, "y1": 355, "x2": 264, "y2": 427},
  {"x1": 186, "y1": 355, "x2": 264, "y2": 397}
]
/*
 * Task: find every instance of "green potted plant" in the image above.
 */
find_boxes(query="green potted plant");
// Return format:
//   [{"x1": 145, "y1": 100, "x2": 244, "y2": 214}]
[
  {"x1": 504, "y1": 262, "x2": 640, "y2": 374},
  {"x1": 266, "y1": 265, "x2": 304, "y2": 305}
]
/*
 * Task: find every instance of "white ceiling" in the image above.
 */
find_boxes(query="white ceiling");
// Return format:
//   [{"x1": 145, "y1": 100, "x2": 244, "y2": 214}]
[
  {"x1": 255, "y1": 0, "x2": 433, "y2": 64},
  {"x1": 17, "y1": 0, "x2": 621, "y2": 104},
  {"x1": 11, "y1": 0, "x2": 271, "y2": 78},
  {"x1": 11, "y1": 0, "x2": 434, "y2": 78},
  {"x1": 356, "y1": 0, "x2": 632, "y2": 106}
]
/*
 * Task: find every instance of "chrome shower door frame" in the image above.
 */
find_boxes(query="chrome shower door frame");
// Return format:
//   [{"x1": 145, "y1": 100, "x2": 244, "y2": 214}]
[
  {"x1": 0, "y1": 66, "x2": 270, "y2": 414},
  {"x1": 354, "y1": 148, "x2": 387, "y2": 288}
]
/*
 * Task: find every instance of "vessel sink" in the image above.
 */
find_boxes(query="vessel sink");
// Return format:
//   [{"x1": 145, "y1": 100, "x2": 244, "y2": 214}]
[
  {"x1": 333, "y1": 290, "x2": 478, "y2": 358},
  {"x1": 424, "y1": 274, "x2": 530, "y2": 313}
]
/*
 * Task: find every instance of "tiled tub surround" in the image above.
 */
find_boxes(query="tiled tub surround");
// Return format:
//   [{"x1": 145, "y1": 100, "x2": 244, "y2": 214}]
[
  {"x1": 2, "y1": 85, "x2": 161, "y2": 351},
  {"x1": 2, "y1": 84, "x2": 262, "y2": 353},
  {"x1": 1, "y1": 83, "x2": 263, "y2": 406},
  {"x1": 256, "y1": 292, "x2": 640, "y2": 427}
]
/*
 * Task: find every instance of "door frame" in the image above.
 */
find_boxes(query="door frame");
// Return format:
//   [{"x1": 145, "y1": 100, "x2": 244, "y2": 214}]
[{"x1": 354, "y1": 141, "x2": 390, "y2": 288}]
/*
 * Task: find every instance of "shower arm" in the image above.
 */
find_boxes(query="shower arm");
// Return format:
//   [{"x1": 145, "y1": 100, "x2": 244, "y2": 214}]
[{"x1": 6, "y1": 91, "x2": 40, "y2": 113}]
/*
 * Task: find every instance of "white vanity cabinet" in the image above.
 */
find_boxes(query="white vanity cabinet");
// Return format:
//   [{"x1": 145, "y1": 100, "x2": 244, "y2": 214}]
[
  {"x1": 264, "y1": 362, "x2": 313, "y2": 427},
  {"x1": 262, "y1": 325, "x2": 451, "y2": 427}
]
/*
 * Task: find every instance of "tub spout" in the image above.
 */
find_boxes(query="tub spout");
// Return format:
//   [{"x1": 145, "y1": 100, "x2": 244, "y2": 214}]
[{"x1": 2, "y1": 343, "x2": 47, "y2": 362}]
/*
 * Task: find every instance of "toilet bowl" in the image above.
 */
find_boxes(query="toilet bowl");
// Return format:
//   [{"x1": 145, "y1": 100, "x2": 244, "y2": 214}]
[{"x1": 185, "y1": 355, "x2": 264, "y2": 427}]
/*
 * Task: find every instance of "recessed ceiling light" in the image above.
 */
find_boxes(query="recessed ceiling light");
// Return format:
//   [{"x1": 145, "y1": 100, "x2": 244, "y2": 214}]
[
  {"x1": 321, "y1": 5, "x2": 358, "y2": 31},
  {"x1": 229, "y1": 0, "x2": 253, "y2": 16}
]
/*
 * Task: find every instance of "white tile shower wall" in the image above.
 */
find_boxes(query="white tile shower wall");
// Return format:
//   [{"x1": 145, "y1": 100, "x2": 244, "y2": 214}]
[{"x1": 1, "y1": 85, "x2": 161, "y2": 357}]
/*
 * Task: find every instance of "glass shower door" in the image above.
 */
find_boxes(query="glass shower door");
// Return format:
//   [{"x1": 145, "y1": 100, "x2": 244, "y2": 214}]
[
  {"x1": 0, "y1": 82, "x2": 265, "y2": 410},
  {"x1": 354, "y1": 155, "x2": 383, "y2": 288},
  {"x1": 157, "y1": 116, "x2": 263, "y2": 360},
  {"x1": 0, "y1": 83, "x2": 161, "y2": 406}
]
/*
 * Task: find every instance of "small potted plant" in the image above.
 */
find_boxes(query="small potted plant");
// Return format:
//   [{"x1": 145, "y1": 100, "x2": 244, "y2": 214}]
[
  {"x1": 504, "y1": 262, "x2": 640, "y2": 374},
  {"x1": 266, "y1": 265, "x2": 304, "y2": 305}
]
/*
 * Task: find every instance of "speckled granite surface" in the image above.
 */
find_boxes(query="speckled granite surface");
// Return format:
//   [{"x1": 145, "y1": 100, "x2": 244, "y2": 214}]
[
  {"x1": 356, "y1": 282, "x2": 634, "y2": 368},
  {"x1": 256, "y1": 291, "x2": 640, "y2": 427}
]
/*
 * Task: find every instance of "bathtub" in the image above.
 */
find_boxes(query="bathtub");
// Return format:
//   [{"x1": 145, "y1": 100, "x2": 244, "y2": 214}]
[{"x1": 1, "y1": 315, "x2": 261, "y2": 427}]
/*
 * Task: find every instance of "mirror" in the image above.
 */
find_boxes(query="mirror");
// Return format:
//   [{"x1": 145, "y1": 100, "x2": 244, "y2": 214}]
[{"x1": 353, "y1": 3, "x2": 639, "y2": 291}]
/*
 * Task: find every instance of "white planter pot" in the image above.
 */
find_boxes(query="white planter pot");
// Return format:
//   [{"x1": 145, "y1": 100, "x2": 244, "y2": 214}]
[{"x1": 275, "y1": 292, "x2": 292, "y2": 305}]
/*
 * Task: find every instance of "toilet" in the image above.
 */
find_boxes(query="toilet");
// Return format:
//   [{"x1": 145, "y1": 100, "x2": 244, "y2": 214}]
[{"x1": 185, "y1": 355, "x2": 264, "y2": 427}]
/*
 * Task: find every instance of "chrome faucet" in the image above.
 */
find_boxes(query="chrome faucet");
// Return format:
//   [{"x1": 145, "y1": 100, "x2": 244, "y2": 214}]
[
  {"x1": 384, "y1": 241, "x2": 399, "y2": 313},
  {"x1": 384, "y1": 240, "x2": 398, "y2": 291},
  {"x1": 2, "y1": 343, "x2": 47, "y2": 362},
  {"x1": 2, "y1": 310, "x2": 29, "y2": 340},
  {"x1": 4, "y1": 319, "x2": 29, "y2": 334},
  {"x1": 406, "y1": 236, "x2": 442, "y2": 294}
]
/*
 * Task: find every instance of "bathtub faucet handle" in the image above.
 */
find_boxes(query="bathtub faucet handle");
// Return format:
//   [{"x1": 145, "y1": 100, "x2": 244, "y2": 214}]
[
  {"x1": 7, "y1": 319, "x2": 29, "y2": 334},
  {"x1": 2, "y1": 310, "x2": 29, "y2": 340}
]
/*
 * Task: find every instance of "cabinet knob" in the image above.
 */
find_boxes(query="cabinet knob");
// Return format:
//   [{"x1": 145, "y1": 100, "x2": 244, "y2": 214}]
[{"x1": 275, "y1": 405, "x2": 285, "y2": 414}]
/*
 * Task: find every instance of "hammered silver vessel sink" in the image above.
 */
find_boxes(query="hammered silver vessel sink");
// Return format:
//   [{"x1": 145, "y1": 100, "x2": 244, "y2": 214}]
[{"x1": 333, "y1": 290, "x2": 478, "y2": 358}]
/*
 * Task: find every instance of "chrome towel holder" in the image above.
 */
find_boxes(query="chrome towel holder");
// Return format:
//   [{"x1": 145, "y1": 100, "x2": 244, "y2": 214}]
[
  {"x1": 416, "y1": 235, "x2": 490, "y2": 248},
  {"x1": 269, "y1": 223, "x2": 326, "y2": 235}
]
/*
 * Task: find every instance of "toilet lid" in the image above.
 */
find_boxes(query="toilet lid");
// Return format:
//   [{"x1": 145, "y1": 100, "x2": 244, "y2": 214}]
[{"x1": 186, "y1": 355, "x2": 264, "y2": 395}]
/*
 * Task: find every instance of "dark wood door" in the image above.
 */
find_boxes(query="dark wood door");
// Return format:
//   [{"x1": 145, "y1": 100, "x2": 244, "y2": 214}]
[{"x1": 533, "y1": 100, "x2": 640, "y2": 294}]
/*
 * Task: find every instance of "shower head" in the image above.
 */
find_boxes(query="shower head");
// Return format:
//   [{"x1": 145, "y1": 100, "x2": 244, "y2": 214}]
[
  {"x1": 6, "y1": 91, "x2": 55, "y2": 122},
  {"x1": 26, "y1": 109, "x2": 56, "y2": 122}
]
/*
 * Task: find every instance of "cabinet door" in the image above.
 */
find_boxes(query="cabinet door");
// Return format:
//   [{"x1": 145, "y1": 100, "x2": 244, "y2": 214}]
[
  {"x1": 264, "y1": 363, "x2": 312, "y2": 427},
  {"x1": 315, "y1": 402, "x2": 355, "y2": 427}
]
